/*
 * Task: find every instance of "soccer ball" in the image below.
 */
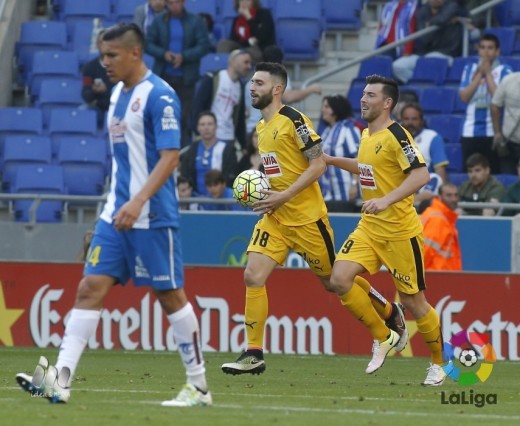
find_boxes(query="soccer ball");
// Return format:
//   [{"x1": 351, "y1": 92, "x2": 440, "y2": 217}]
[
  {"x1": 459, "y1": 349, "x2": 478, "y2": 367},
  {"x1": 232, "y1": 169, "x2": 270, "y2": 208}
]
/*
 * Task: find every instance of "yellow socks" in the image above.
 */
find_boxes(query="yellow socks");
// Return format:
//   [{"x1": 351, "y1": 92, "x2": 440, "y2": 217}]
[
  {"x1": 354, "y1": 275, "x2": 393, "y2": 320},
  {"x1": 245, "y1": 286, "x2": 268, "y2": 350},
  {"x1": 340, "y1": 284, "x2": 390, "y2": 342},
  {"x1": 416, "y1": 307, "x2": 444, "y2": 365}
]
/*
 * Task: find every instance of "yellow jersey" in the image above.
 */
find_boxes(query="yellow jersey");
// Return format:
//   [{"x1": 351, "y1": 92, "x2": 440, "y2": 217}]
[
  {"x1": 257, "y1": 105, "x2": 327, "y2": 226},
  {"x1": 357, "y1": 122, "x2": 426, "y2": 240}
]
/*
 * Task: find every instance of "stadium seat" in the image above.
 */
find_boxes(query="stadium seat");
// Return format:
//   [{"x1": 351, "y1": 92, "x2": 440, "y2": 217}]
[
  {"x1": 47, "y1": 109, "x2": 98, "y2": 139},
  {"x1": 69, "y1": 19, "x2": 116, "y2": 66},
  {"x1": 219, "y1": 0, "x2": 237, "y2": 40},
  {"x1": 0, "y1": 108, "x2": 43, "y2": 164},
  {"x1": 427, "y1": 115, "x2": 464, "y2": 145},
  {"x1": 399, "y1": 85, "x2": 423, "y2": 102},
  {"x1": 199, "y1": 53, "x2": 229, "y2": 77},
  {"x1": 12, "y1": 164, "x2": 65, "y2": 223},
  {"x1": 112, "y1": 0, "x2": 143, "y2": 22},
  {"x1": 324, "y1": 0, "x2": 362, "y2": 30},
  {"x1": 484, "y1": 28, "x2": 516, "y2": 56},
  {"x1": 420, "y1": 87, "x2": 456, "y2": 115},
  {"x1": 273, "y1": 0, "x2": 325, "y2": 61},
  {"x1": 408, "y1": 57, "x2": 449, "y2": 86},
  {"x1": 57, "y1": 137, "x2": 107, "y2": 196},
  {"x1": 28, "y1": 51, "x2": 80, "y2": 100},
  {"x1": 495, "y1": 174, "x2": 518, "y2": 188},
  {"x1": 445, "y1": 143, "x2": 463, "y2": 173},
  {"x1": 354, "y1": 55, "x2": 393, "y2": 84},
  {"x1": 185, "y1": 0, "x2": 218, "y2": 16},
  {"x1": 501, "y1": 56, "x2": 520, "y2": 72},
  {"x1": 15, "y1": 21, "x2": 68, "y2": 85},
  {"x1": 36, "y1": 79, "x2": 84, "y2": 124},
  {"x1": 1, "y1": 136, "x2": 53, "y2": 192},
  {"x1": 453, "y1": 91, "x2": 467, "y2": 114},
  {"x1": 62, "y1": 0, "x2": 112, "y2": 31},
  {"x1": 445, "y1": 56, "x2": 478, "y2": 86},
  {"x1": 346, "y1": 81, "x2": 365, "y2": 114},
  {"x1": 448, "y1": 172, "x2": 467, "y2": 187}
]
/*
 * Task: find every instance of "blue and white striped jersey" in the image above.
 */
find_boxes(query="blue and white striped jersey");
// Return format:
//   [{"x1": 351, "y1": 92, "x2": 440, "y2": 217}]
[
  {"x1": 100, "y1": 71, "x2": 181, "y2": 229},
  {"x1": 460, "y1": 62, "x2": 512, "y2": 137}
]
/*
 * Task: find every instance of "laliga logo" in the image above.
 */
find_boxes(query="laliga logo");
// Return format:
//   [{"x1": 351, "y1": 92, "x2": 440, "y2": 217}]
[{"x1": 442, "y1": 329, "x2": 497, "y2": 385}]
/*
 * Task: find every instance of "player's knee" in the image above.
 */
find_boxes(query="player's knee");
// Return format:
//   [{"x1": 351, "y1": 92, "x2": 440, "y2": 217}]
[
  {"x1": 328, "y1": 273, "x2": 352, "y2": 295},
  {"x1": 75, "y1": 276, "x2": 109, "y2": 309},
  {"x1": 243, "y1": 266, "x2": 264, "y2": 287}
]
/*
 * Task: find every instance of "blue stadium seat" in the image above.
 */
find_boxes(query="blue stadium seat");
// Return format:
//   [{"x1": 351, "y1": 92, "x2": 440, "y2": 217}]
[
  {"x1": 274, "y1": 0, "x2": 325, "y2": 61},
  {"x1": 12, "y1": 164, "x2": 65, "y2": 223},
  {"x1": 408, "y1": 57, "x2": 449, "y2": 86},
  {"x1": 219, "y1": 0, "x2": 238, "y2": 40},
  {"x1": 36, "y1": 79, "x2": 84, "y2": 124},
  {"x1": 346, "y1": 81, "x2": 365, "y2": 114},
  {"x1": 112, "y1": 0, "x2": 143, "y2": 22},
  {"x1": 69, "y1": 20, "x2": 108, "y2": 65},
  {"x1": 28, "y1": 51, "x2": 80, "y2": 100},
  {"x1": 57, "y1": 137, "x2": 107, "y2": 195},
  {"x1": 199, "y1": 53, "x2": 229, "y2": 76},
  {"x1": 427, "y1": 115, "x2": 464, "y2": 145},
  {"x1": 453, "y1": 90, "x2": 467, "y2": 114},
  {"x1": 501, "y1": 56, "x2": 520, "y2": 72},
  {"x1": 354, "y1": 55, "x2": 393, "y2": 84},
  {"x1": 47, "y1": 109, "x2": 98, "y2": 139},
  {"x1": 445, "y1": 56, "x2": 478, "y2": 86},
  {"x1": 1, "y1": 136, "x2": 53, "y2": 192},
  {"x1": 448, "y1": 172, "x2": 467, "y2": 187},
  {"x1": 445, "y1": 143, "x2": 463, "y2": 173},
  {"x1": 324, "y1": 0, "x2": 362, "y2": 30},
  {"x1": 62, "y1": 0, "x2": 112, "y2": 31},
  {"x1": 399, "y1": 85, "x2": 423, "y2": 102},
  {"x1": 15, "y1": 21, "x2": 68, "y2": 85},
  {"x1": 0, "y1": 108, "x2": 43, "y2": 165},
  {"x1": 420, "y1": 87, "x2": 456, "y2": 115},
  {"x1": 185, "y1": 0, "x2": 218, "y2": 16},
  {"x1": 484, "y1": 28, "x2": 516, "y2": 56},
  {"x1": 495, "y1": 174, "x2": 518, "y2": 188}
]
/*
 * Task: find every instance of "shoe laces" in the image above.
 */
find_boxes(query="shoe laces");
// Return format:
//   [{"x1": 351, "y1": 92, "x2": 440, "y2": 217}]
[{"x1": 371, "y1": 340, "x2": 380, "y2": 354}]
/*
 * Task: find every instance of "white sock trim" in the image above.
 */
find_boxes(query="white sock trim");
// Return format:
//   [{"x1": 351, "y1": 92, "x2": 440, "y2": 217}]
[{"x1": 167, "y1": 302, "x2": 193, "y2": 324}]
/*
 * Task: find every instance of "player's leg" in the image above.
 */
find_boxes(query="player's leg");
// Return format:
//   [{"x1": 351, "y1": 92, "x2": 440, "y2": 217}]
[
  {"x1": 382, "y1": 235, "x2": 445, "y2": 386},
  {"x1": 135, "y1": 226, "x2": 211, "y2": 406},
  {"x1": 333, "y1": 231, "x2": 399, "y2": 373},
  {"x1": 16, "y1": 219, "x2": 121, "y2": 403},
  {"x1": 222, "y1": 215, "x2": 287, "y2": 375}
]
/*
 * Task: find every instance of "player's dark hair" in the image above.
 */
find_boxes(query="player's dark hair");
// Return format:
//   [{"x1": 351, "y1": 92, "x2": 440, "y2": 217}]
[
  {"x1": 365, "y1": 74, "x2": 399, "y2": 111},
  {"x1": 481, "y1": 32, "x2": 500, "y2": 49},
  {"x1": 323, "y1": 94, "x2": 354, "y2": 120},
  {"x1": 255, "y1": 62, "x2": 288, "y2": 89},
  {"x1": 103, "y1": 22, "x2": 145, "y2": 50},
  {"x1": 400, "y1": 102, "x2": 424, "y2": 121}
]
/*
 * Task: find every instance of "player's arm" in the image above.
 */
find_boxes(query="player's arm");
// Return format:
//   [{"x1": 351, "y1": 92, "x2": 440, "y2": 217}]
[
  {"x1": 362, "y1": 166, "x2": 430, "y2": 214},
  {"x1": 323, "y1": 153, "x2": 359, "y2": 174},
  {"x1": 113, "y1": 149, "x2": 179, "y2": 230},
  {"x1": 253, "y1": 144, "x2": 326, "y2": 213}
]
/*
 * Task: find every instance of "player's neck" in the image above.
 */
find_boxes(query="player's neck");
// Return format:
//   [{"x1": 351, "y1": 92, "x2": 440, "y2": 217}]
[
  {"x1": 123, "y1": 63, "x2": 148, "y2": 90},
  {"x1": 367, "y1": 115, "x2": 394, "y2": 135},
  {"x1": 261, "y1": 99, "x2": 283, "y2": 123}
]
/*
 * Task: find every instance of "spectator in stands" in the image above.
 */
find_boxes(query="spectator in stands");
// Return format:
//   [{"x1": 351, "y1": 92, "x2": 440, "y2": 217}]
[
  {"x1": 202, "y1": 169, "x2": 246, "y2": 211},
  {"x1": 491, "y1": 72, "x2": 520, "y2": 174},
  {"x1": 392, "y1": 88, "x2": 419, "y2": 122},
  {"x1": 420, "y1": 182, "x2": 462, "y2": 270},
  {"x1": 177, "y1": 175, "x2": 201, "y2": 211},
  {"x1": 244, "y1": 46, "x2": 322, "y2": 134},
  {"x1": 237, "y1": 128, "x2": 263, "y2": 173},
  {"x1": 500, "y1": 160, "x2": 520, "y2": 216},
  {"x1": 133, "y1": 0, "x2": 166, "y2": 35},
  {"x1": 400, "y1": 103, "x2": 449, "y2": 201},
  {"x1": 191, "y1": 49, "x2": 252, "y2": 149},
  {"x1": 318, "y1": 95, "x2": 360, "y2": 208},
  {"x1": 459, "y1": 33, "x2": 512, "y2": 174},
  {"x1": 216, "y1": 0, "x2": 277, "y2": 65},
  {"x1": 392, "y1": 0, "x2": 468, "y2": 84},
  {"x1": 81, "y1": 29, "x2": 115, "y2": 128},
  {"x1": 375, "y1": 0, "x2": 417, "y2": 60},
  {"x1": 459, "y1": 153, "x2": 506, "y2": 216},
  {"x1": 180, "y1": 111, "x2": 238, "y2": 197},
  {"x1": 145, "y1": 0, "x2": 211, "y2": 147}
]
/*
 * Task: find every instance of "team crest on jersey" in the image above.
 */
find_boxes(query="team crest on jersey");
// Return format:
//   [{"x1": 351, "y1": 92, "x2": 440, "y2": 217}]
[
  {"x1": 109, "y1": 117, "x2": 127, "y2": 143},
  {"x1": 375, "y1": 141, "x2": 382, "y2": 154},
  {"x1": 261, "y1": 152, "x2": 282, "y2": 177},
  {"x1": 161, "y1": 105, "x2": 178, "y2": 131},
  {"x1": 401, "y1": 140, "x2": 418, "y2": 164},
  {"x1": 358, "y1": 163, "x2": 377, "y2": 189},
  {"x1": 131, "y1": 97, "x2": 141, "y2": 112}
]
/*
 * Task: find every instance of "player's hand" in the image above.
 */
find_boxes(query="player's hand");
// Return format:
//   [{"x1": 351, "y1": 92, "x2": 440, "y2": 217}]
[
  {"x1": 252, "y1": 189, "x2": 286, "y2": 215},
  {"x1": 361, "y1": 197, "x2": 389, "y2": 215},
  {"x1": 113, "y1": 199, "x2": 144, "y2": 230}
]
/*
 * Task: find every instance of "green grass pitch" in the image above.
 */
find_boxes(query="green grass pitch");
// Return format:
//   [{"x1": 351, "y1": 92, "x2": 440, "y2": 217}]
[{"x1": 0, "y1": 347, "x2": 518, "y2": 426}]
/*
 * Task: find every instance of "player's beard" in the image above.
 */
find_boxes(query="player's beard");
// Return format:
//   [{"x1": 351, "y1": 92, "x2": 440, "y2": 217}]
[{"x1": 252, "y1": 92, "x2": 274, "y2": 110}]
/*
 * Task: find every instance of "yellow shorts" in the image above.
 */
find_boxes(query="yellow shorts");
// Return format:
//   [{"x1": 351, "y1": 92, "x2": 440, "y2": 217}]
[
  {"x1": 247, "y1": 214, "x2": 335, "y2": 277},
  {"x1": 336, "y1": 227, "x2": 426, "y2": 294}
]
